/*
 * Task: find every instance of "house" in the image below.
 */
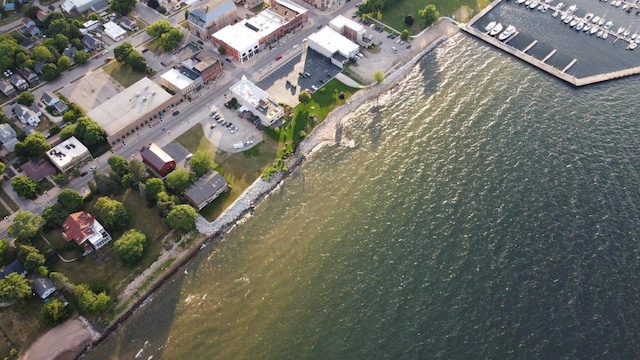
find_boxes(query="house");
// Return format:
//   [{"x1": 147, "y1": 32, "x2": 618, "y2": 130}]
[
  {"x1": 120, "y1": 16, "x2": 137, "y2": 31},
  {"x1": 0, "y1": 259, "x2": 27, "y2": 279},
  {"x1": 21, "y1": 17, "x2": 35, "y2": 29},
  {"x1": 0, "y1": 80, "x2": 16, "y2": 97},
  {"x1": 29, "y1": 103, "x2": 42, "y2": 116},
  {"x1": 34, "y1": 61, "x2": 45, "y2": 75},
  {"x1": 37, "y1": 10, "x2": 48, "y2": 21},
  {"x1": 82, "y1": 19, "x2": 100, "y2": 32},
  {"x1": 3, "y1": 0, "x2": 15, "y2": 11},
  {"x1": 82, "y1": 34, "x2": 102, "y2": 51},
  {"x1": 103, "y1": 21, "x2": 126, "y2": 42},
  {"x1": 0, "y1": 123, "x2": 18, "y2": 152},
  {"x1": 90, "y1": 0, "x2": 109, "y2": 13},
  {"x1": 20, "y1": 157, "x2": 56, "y2": 181},
  {"x1": 32, "y1": 277, "x2": 56, "y2": 300},
  {"x1": 20, "y1": 39, "x2": 35, "y2": 50},
  {"x1": 61, "y1": 0, "x2": 104, "y2": 13},
  {"x1": 19, "y1": 68, "x2": 39, "y2": 84},
  {"x1": 62, "y1": 46, "x2": 77, "y2": 64},
  {"x1": 54, "y1": 100, "x2": 68, "y2": 114},
  {"x1": 184, "y1": 170, "x2": 229, "y2": 210},
  {"x1": 62, "y1": 211, "x2": 112, "y2": 255},
  {"x1": 10, "y1": 74, "x2": 28, "y2": 90},
  {"x1": 140, "y1": 143, "x2": 176, "y2": 177},
  {"x1": 24, "y1": 25, "x2": 42, "y2": 37},
  {"x1": 14, "y1": 104, "x2": 40, "y2": 126},
  {"x1": 41, "y1": 91, "x2": 60, "y2": 107}
]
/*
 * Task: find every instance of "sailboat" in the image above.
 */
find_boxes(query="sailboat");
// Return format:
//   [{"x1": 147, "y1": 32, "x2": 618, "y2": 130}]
[{"x1": 631, "y1": 25, "x2": 640, "y2": 40}]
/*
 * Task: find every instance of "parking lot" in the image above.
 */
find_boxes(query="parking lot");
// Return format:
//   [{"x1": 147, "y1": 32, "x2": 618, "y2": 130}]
[{"x1": 201, "y1": 102, "x2": 264, "y2": 153}]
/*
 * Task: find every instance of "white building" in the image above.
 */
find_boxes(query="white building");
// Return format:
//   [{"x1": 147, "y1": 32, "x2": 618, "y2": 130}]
[
  {"x1": 230, "y1": 75, "x2": 283, "y2": 127},
  {"x1": 82, "y1": 19, "x2": 101, "y2": 31},
  {"x1": 46, "y1": 136, "x2": 93, "y2": 173},
  {"x1": 307, "y1": 27, "x2": 359, "y2": 68},
  {"x1": 103, "y1": 21, "x2": 127, "y2": 41},
  {"x1": 212, "y1": 11, "x2": 283, "y2": 63},
  {"x1": 61, "y1": 0, "x2": 104, "y2": 13},
  {"x1": 329, "y1": 15, "x2": 367, "y2": 45},
  {"x1": 160, "y1": 67, "x2": 202, "y2": 96}
]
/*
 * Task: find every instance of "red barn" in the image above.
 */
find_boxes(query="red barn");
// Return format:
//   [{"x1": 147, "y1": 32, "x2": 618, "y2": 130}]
[{"x1": 140, "y1": 143, "x2": 176, "y2": 177}]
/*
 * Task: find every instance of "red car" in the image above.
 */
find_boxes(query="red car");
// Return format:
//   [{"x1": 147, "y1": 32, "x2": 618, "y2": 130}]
[{"x1": 275, "y1": 55, "x2": 283, "y2": 61}]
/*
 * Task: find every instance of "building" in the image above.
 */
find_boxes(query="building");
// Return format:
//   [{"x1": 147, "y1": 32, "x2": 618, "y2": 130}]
[
  {"x1": 160, "y1": 67, "x2": 202, "y2": 96},
  {"x1": 120, "y1": 16, "x2": 138, "y2": 31},
  {"x1": 34, "y1": 61, "x2": 45, "y2": 75},
  {"x1": 62, "y1": 46, "x2": 78, "y2": 63},
  {"x1": 187, "y1": 0, "x2": 237, "y2": 40},
  {"x1": 10, "y1": 74, "x2": 28, "y2": 91},
  {"x1": 54, "y1": 100, "x2": 69, "y2": 114},
  {"x1": 82, "y1": 19, "x2": 101, "y2": 31},
  {"x1": 184, "y1": 170, "x2": 228, "y2": 210},
  {"x1": 20, "y1": 39, "x2": 35, "y2": 50},
  {"x1": 87, "y1": 78, "x2": 176, "y2": 145},
  {"x1": 61, "y1": 0, "x2": 104, "y2": 13},
  {"x1": 0, "y1": 80, "x2": 16, "y2": 97},
  {"x1": 103, "y1": 21, "x2": 126, "y2": 42},
  {"x1": 307, "y1": 27, "x2": 359, "y2": 68},
  {"x1": 62, "y1": 211, "x2": 112, "y2": 255},
  {"x1": 0, "y1": 123, "x2": 18, "y2": 152},
  {"x1": 14, "y1": 104, "x2": 40, "y2": 126},
  {"x1": 20, "y1": 157, "x2": 56, "y2": 181},
  {"x1": 140, "y1": 143, "x2": 176, "y2": 177},
  {"x1": 19, "y1": 68, "x2": 39, "y2": 85},
  {"x1": 41, "y1": 91, "x2": 61, "y2": 107},
  {"x1": 90, "y1": 0, "x2": 109, "y2": 14},
  {"x1": 329, "y1": 15, "x2": 367, "y2": 45},
  {"x1": 46, "y1": 136, "x2": 93, "y2": 173},
  {"x1": 193, "y1": 58, "x2": 223, "y2": 84},
  {"x1": 299, "y1": 0, "x2": 335, "y2": 11},
  {"x1": 82, "y1": 35, "x2": 102, "y2": 51},
  {"x1": 32, "y1": 277, "x2": 56, "y2": 300},
  {"x1": 268, "y1": 0, "x2": 308, "y2": 33},
  {"x1": 171, "y1": 44, "x2": 224, "y2": 84},
  {"x1": 230, "y1": 75, "x2": 283, "y2": 127},
  {"x1": 243, "y1": 0, "x2": 263, "y2": 9},
  {"x1": 0, "y1": 259, "x2": 27, "y2": 279}
]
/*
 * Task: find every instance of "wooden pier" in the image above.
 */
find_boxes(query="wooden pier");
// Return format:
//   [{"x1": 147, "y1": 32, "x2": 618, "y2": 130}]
[
  {"x1": 562, "y1": 59, "x2": 577, "y2": 73},
  {"x1": 542, "y1": 49, "x2": 557, "y2": 62},
  {"x1": 523, "y1": 40, "x2": 538, "y2": 53}
]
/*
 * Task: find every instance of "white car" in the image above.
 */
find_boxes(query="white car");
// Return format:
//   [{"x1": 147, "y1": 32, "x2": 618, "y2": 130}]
[
  {"x1": 89, "y1": 165, "x2": 98, "y2": 172},
  {"x1": 311, "y1": 85, "x2": 318, "y2": 91},
  {"x1": 233, "y1": 143, "x2": 244, "y2": 149},
  {"x1": 357, "y1": 52, "x2": 364, "y2": 58}
]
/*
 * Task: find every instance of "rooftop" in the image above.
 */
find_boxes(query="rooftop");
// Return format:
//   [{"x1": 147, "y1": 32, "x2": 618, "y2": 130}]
[
  {"x1": 188, "y1": 0, "x2": 235, "y2": 27},
  {"x1": 161, "y1": 68, "x2": 196, "y2": 90},
  {"x1": 103, "y1": 21, "x2": 126, "y2": 38},
  {"x1": 230, "y1": 75, "x2": 269, "y2": 107},
  {"x1": 46, "y1": 136, "x2": 89, "y2": 169},
  {"x1": 330, "y1": 14, "x2": 364, "y2": 32},
  {"x1": 308, "y1": 27, "x2": 359, "y2": 56},
  {"x1": 271, "y1": 0, "x2": 307, "y2": 18},
  {"x1": 140, "y1": 143, "x2": 174, "y2": 169},
  {"x1": 184, "y1": 170, "x2": 227, "y2": 207},
  {"x1": 213, "y1": 11, "x2": 284, "y2": 52}
]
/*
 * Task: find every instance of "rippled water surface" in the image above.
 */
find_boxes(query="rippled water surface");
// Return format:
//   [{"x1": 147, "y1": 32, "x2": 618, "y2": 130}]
[{"x1": 85, "y1": 35, "x2": 640, "y2": 360}]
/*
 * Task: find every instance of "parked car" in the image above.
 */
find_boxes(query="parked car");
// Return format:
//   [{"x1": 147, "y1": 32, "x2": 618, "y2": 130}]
[
  {"x1": 172, "y1": 110, "x2": 180, "y2": 116},
  {"x1": 275, "y1": 55, "x2": 283, "y2": 61},
  {"x1": 304, "y1": 72, "x2": 311, "y2": 78},
  {"x1": 244, "y1": 140, "x2": 254, "y2": 146},
  {"x1": 89, "y1": 165, "x2": 97, "y2": 172},
  {"x1": 225, "y1": 58, "x2": 232, "y2": 63},
  {"x1": 104, "y1": 57, "x2": 113, "y2": 62},
  {"x1": 80, "y1": 171, "x2": 88, "y2": 177},
  {"x1": 311, "y1": 85, "x2": 318, "y2": 91},
  {"x1": 406, "y1": 45, "x2": 412, "y2": 49}
]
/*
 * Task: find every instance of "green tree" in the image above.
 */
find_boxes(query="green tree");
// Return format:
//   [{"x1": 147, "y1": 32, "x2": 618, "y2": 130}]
[
  {"x1": 74, "y1": 116, "x2": 105, "y2": 146},
  {"x1": 73, "y1": 50, "x2": 89, "y2": 64},
  {"x1": 401, "y1": 29, "x2": 409, "y2": 41},
  {"x1": 11, "y1": 176, "x2": 38, "y2": 199},
  {"x1": 108, "y1": 155, "x2": 129, "y2": 177},
  {"x1": 42, "y1": 298, "x2": 69, "y2": 325},
  {"x1": 373, "y1": 70, "x2": 384, "y2": 84},
  {"x1": 165, "y1": 168, "x2": 193, "y2": 194},
  {"x1": 405, "y1": 14, "x2": 414, "y2": 27},
  {"x1": 298, "y1": 90, "x2": 311, "y2": 106},
  {"x1": 8, "y1": 211, "x2": 44, "y2": 243},
  {"x1": 18, "y1": 244, "x2": 45, "y2": 271},
  {"x1": 113, "y1": 42, "x2": 134, "y2": 62},
  {"x1": 0, "y1": 161, "x2": 5, "y2": 176},
  {"x1": 110, "y1": 0, "x2": 136, "y2": 15},
  {"x1": 0, "y1": 239, "x2": 10, "y2": 266},
  {"x1": 47, "y1": 19, "x2": 70, "y2": 38},
  {"x1": 166, "y1": 204, "x2": 197, "y2": 231},
  {"x1": 0, "y1": 273, "x2": 32, "y2": 302},
  {"x1": 418, "y1": 4, "x2": 439, "y2": 27},
  {"x1": 184, "y1": 10, "x2": 189, "y2": 20},
  {"x1": 42, "y1": 203, "x2": 67, "y2": 229},
  {"x1": 41, "y1": 63, "x2": 59, "y2": 81},
  {"x1": 50, "y1": 272, "x2": 73, "y2": 291},
  {"x1": 32, "y1": 45, "x2": 54, "y2": 63},
  {"x1": 89, "y1": 13, "x2": 100, "y2": 20},
  {"x1": 144, "y1": 178, "x2": 165, "y2": 202},
  {"x1": 57, "y1": 189, "x2": 83, "y2": 212},
  {"x1": 52, "y1": 34, "x2": 70, "y2": 53},
  {"x1": 25, "y1": 5, "x2": 39, "y2": 19},
  {"x1": 146, "y1": 20, "x2": 172, "y2": 37},
  {"x1": 74, "y1": 284, "x2": 111, "y2": 313},
  {"x1": 156, "y1": 191, "x2": 175, "y2": 217},
  {"x1": 128, "y1": 159, "x2": 147, "y2": 185},
  {"x1": 15, "y1": 133, "x2": 51, "y2": 159},
  {"x1": 16, "y1": 91, "x2": 34, "y2": 106},
  {"x1": 114, "y1": 229, "x2": 146, "y2": 265},
  {"x1": 159, "y1": 28, "x2": 183, "y2": 51},
  {"x1": 189, "y1": 151, "x2": 215, "y2": 178},
  {"x1": 92, "y1": 170, "x2": 119, "y2": 195},
  {"x1": 0, "y1": 35, "x2": 19, "y2": 70},
  {"x1": 59, "y1": 123, "x2": 76, "y2": 140},
  {"x1": 62, "y1": 110, "x2": 78, "y2": 123},
  {"x1": 125, "y1": 50, "x2": 147, "y2": 72},
  {"x1": 94, "y1": 197, "x2": 129, "y2": 230},
  {"x1": 57, "y1": 55, "x2": 72, "y2": 71},
  {"x1": 218, "y1": 45, "x2": 226, "y2": 55}
]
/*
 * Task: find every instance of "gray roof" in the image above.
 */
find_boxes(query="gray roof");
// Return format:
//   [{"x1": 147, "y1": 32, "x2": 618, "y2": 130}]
[
  {"x1": 34, "y1": 61, "x2": 45, "y2": 74},
  {"x1": 62, "y1": 46, "x2": 77, "y2": 59},
  {"x1": 41, "y1": 91, "x2": 59, "y2": 104},
  {"x1": 120, "y1": 16, "x2": 136, "y2": 27},
  {"x1": 0, "y1": 259, "x2": 27, "y2": 279},
  {"x1": 0, "y1": 80, "x2": 15, "y2": 94},
  {"x1": 184, "y1": 170, "x2": 228, "y2": 208},
  {"x1": 82, "y1": 35, "x2": 100, "y2": 48},
  {"x1": 14, "y1": 104, "x2": 29, "y2": 117},
  {"x1": 54, "y1": 100, "x2": 68, "y2": 113},
  {"x1": 32, "y1": 277, "x2": 56, "y2": 299},
  {"x1": 0, "y1": 123, "x2": 17, "y2": 142},
  {"x1": 188, "y1": 0, "x2": 235, "y2": 27},
  {"x1": 10, "y1": 74, "x2": 26, "y2": 86},
  {"x1": 90, "y1": 0, "x2": 108, "y2": 11}
]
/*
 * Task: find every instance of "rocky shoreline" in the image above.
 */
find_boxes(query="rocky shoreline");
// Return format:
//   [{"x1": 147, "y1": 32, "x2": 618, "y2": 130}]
[{"x1": 73, "y1": 23, "x2": 455, "y2": 360}]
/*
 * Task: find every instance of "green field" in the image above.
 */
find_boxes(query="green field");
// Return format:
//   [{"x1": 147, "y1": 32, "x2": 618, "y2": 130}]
[{"x1": 103, "y1": 62, "x2": 147, "y2": 88}]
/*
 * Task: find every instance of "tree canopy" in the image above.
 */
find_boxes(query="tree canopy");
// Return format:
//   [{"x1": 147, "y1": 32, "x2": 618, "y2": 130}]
[
  {"x1": 165, "y1": 169, "x2": 193, "y2": 194},
  {"x1": 17, "y1": 91, "x2": 34, "y2": 106},
  {"x1": 74, "y1": 284, "x2": 111, "y2": 313},
  {"x1": 166, "y1": 204, "x2": 198, "y2": 231},
  {"x1": 110, "y1": 0, "x2": 136, "y2": 15},
  {"x1": 94, "y1": 197, "x2": 129, "y2": 230},
  {"x1": 114, "y1": 42, "x2": 133, "y2": 62},
  {"x1": 144, "y1": 178, "x2": 165, "y2": 202},
  {"x1": 57, "y1": 189, "x2": 84, "y2": 212},
  {"x1": 42, "y1": 299, "x2": 69, "y2": 324},
  {"x1": 11, "y1": 176, "x2": 38, "y2": 199},
  {"x1": 15, "y1": 133, "x2": 51, "y2": 159},
  {"x1": 418, "y1": 5, "x2": 439, "y2": 27},
  {"x1": 146, "y1": 20, "x2": 172, "y2": 37},
  {"x1": 298, "y1": 90, "x2": 311, "y2": 105},
  {"x1": 57, "y1": 55, "x2": 72, "y2": 71},
  {"x1": 0, "y1": 273, "x2": 32, "y2": 302},
  {"x1": 159, "y1": 28, "x2": 184, "y2": 51},
  {"x1": 373, "y1": 70, "x2": 385, "y2": 84},
  {"x1": 189, "y1": 151, "x2": 215, "y2": 178},
  {"x1": 18, "y1": 244, "x2": 46, "y2": 271},
  {"x1": 114, "y1": 229, "x2": 146, "y2": 265},
  {"x1": 74, "y1": 116, "x2": 105, "y2": 146},
  {"x1": 108, "y1": 155, "x2": 129, "y2": 177},
  {"x1": 8, "y1": 211, "x2": 44, "y2": 243}
]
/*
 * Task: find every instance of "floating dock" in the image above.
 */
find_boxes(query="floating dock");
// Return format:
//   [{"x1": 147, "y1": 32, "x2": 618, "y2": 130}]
[{"x1": 463, "y1": 0, "x2": 640, "y2": 86}]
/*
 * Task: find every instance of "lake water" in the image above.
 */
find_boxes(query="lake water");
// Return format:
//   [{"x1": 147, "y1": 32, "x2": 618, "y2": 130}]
[{"x1": 84, "y1": 34, "x2": 640, "y2": 359}]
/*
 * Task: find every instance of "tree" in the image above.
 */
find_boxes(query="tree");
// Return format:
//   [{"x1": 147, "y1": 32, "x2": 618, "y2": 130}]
[
  {"x1": 74, "y1": 284, "x2": 111, "y2": 313},
  {"x1": 50, "y1": 272, "x2": 73, "y2": 291},
  {"x1": 41, "y1": 63, "x2": 59, "y2": 81},
  {"x1": 0, "y1": 35, "x2": 19, "y2": 70},
  {"x1": 57, "y1": 56, "x2": 72, "y2": 71},
  {"x1": 110, "y1": 0, "x2": 136, "y2": 15},
  {"x1": 405, "y1": 14, "x2": 414, "y2": 26},
  {"x1": 128, "y1": 159, "x2": 147, "y2": 185},
  {"x1": 92, "y1": 170, "x2": 119, "y2": 195},
  {"x1": 418, "y1": 4, "x2": 439, "y2": 27},
  {"x1": 32, "y1": 45, "x2": 54, "y2": 63},
  {"x1": 47, "y1": 19, "x2": 70, "y2": 38},
  {"x1": 8, "y1": 211, "x2": 44, "y2": 242},
  {"x1": 89, "y1": 13, "x2": 100, "y2": 20},
  {"x1": 16, "y1": 91, "x2": 34, "y2": 106},
  {"x1": 0, "y1": 161, "x2": 5, "y2": 176},
  {"x1": 94, "y1": 197, "x2": 129, "y2": 230},
  {"x1": 62, "y1": 110, "x2": 78, "y2": 123},
  {"x1": 165, "y1": 169, "x2": 193, "y2": 194},
  {"x1": 189, "y1": 151, "x2": 215, "y2": 178},
  {"x1": 42, "y1": 299, "x2": 69, "y2": 325},
  {"x1": 146, "y1": 20, "x2": 172, "y2": 37},
  {"x1": 114, "y1": 229, "x2": 146, "y2": 265},
  {"x1": 298, "y1": 90, "x2": 311, "y2": 106},
  {"x1": 159, "y1": 28, "x2": 183, "y2": 51},
  {"x1": 43, "y1": 203, "x2": 67, "y2": 229},
  {"x1": 114, "y1": 42, "x2": 133, "y2": 62},
  {"x1": 73, "y1": 48, "x2": 89, "y2": 64},
  {"x1": 0, "y1": 273, "x2": 32, "y2": 302},
  {"x1": 0, "y1": 239, "x2": 10, "y2": 266},
  {"x1": 166, "y1": 204, "x2": 197, "y2": 231},
  {"x1": 125, "y1": 51, "x2": 147, "y2": 72},
  {"x1": 59, "y1": 123, "x2": 76, "y2": 140},
  {"x1": 144, "y1": 178, "x2": 164, "y2": 202},
  {"x1": 25, "y1": 5, "x2": 39, "y2": 19},
  {"x1": 18, "y1": 244, "x2": 45, "y2": 271},
  {"x1": 147, "y1": 0, "x2": 159, "y2": 9},
  {"x1": 15, "y1": 133, "x2": 51, "y2": 159},
  {"x1": 401, "y1": 29, "x2": 409, "y2": 41},
  {"x1": 52, "y1": 34, "x2": 70, "y2": 53},
  {"x1": 11, "y1": 176, "x2": 38, "y2": 199},
  {"x1": 218, "y1": 45, "x2": 226, "y2": 55},
  {"x1": 108, "y1": 155, "x2": 129, "y2": 177},
  {"x1": 373, "y1": 70, "x2": 385, "y2": 84},
  {"x1": 185, "y1": 10, "x2": 189, "y2": 20},
  {"x1": 74, "y1": 116, "x2": 105, "y2": 146},
  {"x1": 57, "y1": 189, "x2": 83, "y2": 212}
]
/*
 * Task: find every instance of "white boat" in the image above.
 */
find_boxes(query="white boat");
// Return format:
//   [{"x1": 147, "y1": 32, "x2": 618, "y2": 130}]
[
  {"x1": 530, "y1": 0, "x2": 539, "y2": 8},
  {"x1": 617, "y1": 26, "x2": 625, "y2": 35},
  {"x1": 552, "y1": 10, "x2": 559, "y2": 17},
  {"x1": 564, "y1": 15, "x2": 573, "y2": 23},
  {"x1": 490, "y1": 23, "x2": 503, "y2": 36},
  {"x1": 570, "y1": 18, "x2": 580, "y2": 27},
  {"x1": 615, "y1": 0, "x2": 622, "y2": 7},
  {"x1": 590, "y1": 25, "x2": 599, "y2": 34},
  {"x1": 592, "y1": 16, "x2": 600, "y2": 24},
  {"x1": 561, "y1": 13, "x2": 568, "y2": 20},
  {"x1": 516, "y1": 0, "x2": 526, "y2": 3},
  {"x1": 583, "y1": 23, "x2": 591, "y2": 32},
  {"x1": 624, "y1": 28, "x2": 631, "y2": 37},
  {"x1": 603, "y1": 31, "x2": 609, "y2": 39},
  {"x1": 575, "y1": 21, "x2": 584, "y2": 30},
  {"x1": 623, "y1": 4, "x2": 629, "y2": 10},
  {"x1": 567, "y1": 4, "x2": 577, "y2": 13},
  {"x1": 597, "y1": 29, "x2": 604, "y2": 37},
  {"x1": 599, "y1": 17, "x2": 605, "y2": 26},
  {"x1": 498, "y1": 25, "x2": 517, "y2": 41},
  {"x1": 628, "y1": 42, "x2": 638, "y2": 49},
  {"x1": 544, "y1": 0, "x2": 553, "y2": 3},
  {"x1": 525, "y1": 0, "x2": 532, "y2": 6},
  {"x1": 537, "y1": 3, "x2": 545, "y2": 10},
  {"x1": 585, "y1": 13, "x2": 594, "y2": 21},
  {"x1": 556, "y1": 1, "x2": 564, "y2": 9},
  {"x1": 485, "y1": 21, "x2": 497, "y2": 32},
  {"x1": 542, "y1": 5, "x2": 548, "y2": 12},
  {"x1": 604, "y1": 21, "x2": 613, "y2": 30}
]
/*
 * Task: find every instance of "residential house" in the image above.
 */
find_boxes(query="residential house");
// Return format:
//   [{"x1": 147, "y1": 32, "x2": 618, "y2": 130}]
[
  {"x1": 62, "y1": 47, "x2": 77, "y2": 64},
  {"x1": 32, "y1": 277, "x2": 57, "y2": 300},
  {"x1": 21, "y1": 17, "x2": 35, "y2": 29},
  {"x1": 120, "y1": 16, "x2": 137, "y2": 31},
  {"x1": 34, "y1": 61, "x2": 45, "y2": 75},
  {"x1": 0, "y1": 123, "x2": 18, "y2": 152},
  {"x1": 23, "y1": 24, "x2": 42, "y2": 37},
  {"x1": 90, "y1": 0, "x2": 109, "y2": 13},
  {"x1": 41, "y1": 91, "x2": 60, "y2": 107},
  {"x1": 82, "y1": 35, "x2": 102, "y2": 51},
  {"x1": 29, "y1": 103, "x2": 42, "y2": 116},
  {"x1": 14, "y1": 104, "x2": 40, "y2": 126},
  {"x1": 187, "y1": 0, "x2": 237, "y2": 40},
  {"x1": 21, "y1": 157, "x2": 56, "y2": 181},
  {"x1": 184, "y1": 170, "x2": 229, "y2": 210},
  {"x1": 140, "y1": 143, "x2": 176, "y2": 177},
  {"x1": 10, "y1": 74, "x2": 28, "y2": 91},
  {"x1": 0, "y1": 259, "x2": 27, "y2": 279},
  {"x1": 37, "y1": 10, "x2": 48, "y2": 21},
  {"x1": 0, "y1": 80, "x2": 16, "y2": 97},
  {"x1": 54, "y1": 100, "x2": 68, "y2": 114},
  {"x1": 82, "y1": 19, "x2": 101, "y2": 32},
  {"x1": 62, "y1": 211, "x2": 112, "y2": 255},
  {"x1": 3, "y1": 0, "x2": 15, "y2": 11},
  {"x1": 19, "y1": 67, "x2": 39, "y2": 85},
  {"x1": 103, "y1": 21, "x2": 126, "y2": 41},
  {"x1": 20, "y1": 39, "x2": 35, "y2": 50}
]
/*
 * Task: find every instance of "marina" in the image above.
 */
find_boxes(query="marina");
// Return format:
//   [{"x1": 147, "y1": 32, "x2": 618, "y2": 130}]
[{"x1": 463, "y1": 0, "x2": 640, "y2": 86}]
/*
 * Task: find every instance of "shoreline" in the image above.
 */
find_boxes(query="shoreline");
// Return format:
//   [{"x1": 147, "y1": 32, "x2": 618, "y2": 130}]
[{"x1": 68, "y1": 21, "x2": 457, "y2": 360}]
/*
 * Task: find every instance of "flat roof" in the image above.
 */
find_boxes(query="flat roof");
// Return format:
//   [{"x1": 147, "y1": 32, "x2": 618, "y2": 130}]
[
  {"x1": 47, "y1": 136, "x2": 89, "y2": 169},
  {"x1": 330, "y1": 14, "x2": 364, "y2": 32},
  {"x1": 161, "y1": 68, "x2": 195, "y2": 90},
  {"x1": 87, "y1": 78, "x2": 172, "y2": 136},
  {"x1": 274, "y1": 0, "x2": 307, "y2": 15},
  {"x1": 308, "y1": 27, "x2": 359, "y2": 56},
  {"x1": 230, "y1": 75, "x2": 269, "y2": 107},
  {"x1": 213, "y1": 12, "x2": 283, "y2": 53},
  {"x1": 103, "y1": 21, "x2": 126, "y2": 38}
]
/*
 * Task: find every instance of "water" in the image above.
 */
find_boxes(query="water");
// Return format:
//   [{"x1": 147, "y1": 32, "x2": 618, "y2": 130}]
[{"x1": 85, "y1": 35, "x2": 640, "y2": 359}]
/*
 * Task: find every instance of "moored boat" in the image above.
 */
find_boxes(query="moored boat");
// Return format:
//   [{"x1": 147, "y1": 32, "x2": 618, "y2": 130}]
[
  {"x1": 576, "y1": 21, "x2": 584, "y2": 30},
  {"x1": 567, "y1": 4, "x2": 577, "y2": 13},
  {"x1": 590, "y1": 25, "x2": 599, "y2": 34},
  {"x1": 603, "y1": 31, "x2": 609, "y2": 39},
  {"x1": 604, "y1": 21, "x2": 613, "y2": 29},
  {"x1": 592, "y1": 16, "x2": 600, "y2": 24},
  {"x1": 597, "y1": 29, "x2": 604, "y2": 37},
  {"x1": 564, "y1": 15, "x2": 573, "y2": 23},
  {"x1": 583, "y1": 23, "x2": 591, "y2": 32},
  {"x1": 490, "y1": 23, "x2": 504, "y2": 36},
  {"x1": 552, "y1": 10, "x2": 559, "y2": 17},
  {"x1": 628, "y1": 42, "x2": 638, "y2": 49},
  {"x1": 498, "y1": 25, "x2": 517, "y2": 41},
  {"x1": 570, "y1": 18, "x2": 580, "y2": 27},
  {"x1": 485, "y1": 21, "x2": 497, "y2": 32},
  {"x1": 585, "y1": 13, "x2": 594, "y2": 21},
  {"x1": 556, "y1": 1, "x2": 564, "y2": 9}
]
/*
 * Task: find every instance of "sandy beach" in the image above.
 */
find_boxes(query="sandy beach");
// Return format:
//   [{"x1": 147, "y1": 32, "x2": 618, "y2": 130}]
[{"x1": 20, "y1": 317, "x2": 99, "y2": 360}]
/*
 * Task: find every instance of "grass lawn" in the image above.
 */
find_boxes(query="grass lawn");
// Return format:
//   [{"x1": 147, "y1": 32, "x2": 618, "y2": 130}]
[
  {"x1": 175, "y1": 126, "x2": 280, "y2": 221},
  {"x1": 0, "y1": 187, "x2": 19, "y2": 212},
  {"x1": 377, "y1": 0, "x2": 491, "y2": 35},
  {"x1": 0, "y1": 297, "x2": 48, "y2": 355},
  {"x1": 103, "y1": 62, "x2": 147, "y2": 88}
]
